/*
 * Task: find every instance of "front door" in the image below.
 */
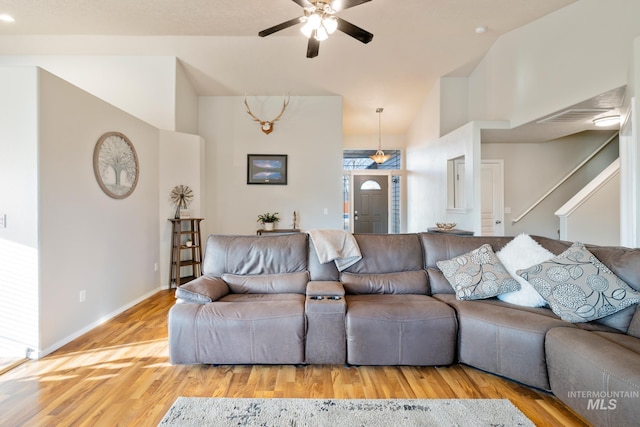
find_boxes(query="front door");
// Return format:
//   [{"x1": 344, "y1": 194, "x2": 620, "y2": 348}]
[{"x1": 354, "y1": 175, "x2": 388, "y2": 233}]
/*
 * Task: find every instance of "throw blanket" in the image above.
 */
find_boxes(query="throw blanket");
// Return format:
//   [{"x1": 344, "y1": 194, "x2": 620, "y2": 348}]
[{"x1": 308, "y1": 229, "x2": 362, "y2": 271}]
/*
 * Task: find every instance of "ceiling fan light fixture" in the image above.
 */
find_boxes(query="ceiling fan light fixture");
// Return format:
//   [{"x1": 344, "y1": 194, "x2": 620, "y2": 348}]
[
  {"x1": 315, "y1": 26, "x2": 329, "y2": 41},
  {"x1": 301, "y1": 12, "x2": 322, "y2": 38},
  {"x1": 259, "y1": 0, "x2": 373, "y2": 58},
  {"x1": 300, "y1": 21, "x2": 314, "y2": 38},
  {"x1": 323, "y1": 16, "x2": 338, "y2": 34},
  {"x1": 593, "y1": 115, "x2": 621, "y2": 127},
  {"x1": 307, "y1": 12, "x2": 322, "y2": 29}
]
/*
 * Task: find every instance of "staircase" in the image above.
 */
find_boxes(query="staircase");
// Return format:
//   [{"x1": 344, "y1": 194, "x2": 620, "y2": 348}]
[{"x1": 555, "y1": 158, "x2": 620, "y2": 245}]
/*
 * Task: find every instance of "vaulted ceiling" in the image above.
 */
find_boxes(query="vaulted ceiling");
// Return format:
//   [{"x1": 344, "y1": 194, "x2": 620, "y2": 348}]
[{"x1": 0, "y1": 0, "x2": 577, "y2": 134}]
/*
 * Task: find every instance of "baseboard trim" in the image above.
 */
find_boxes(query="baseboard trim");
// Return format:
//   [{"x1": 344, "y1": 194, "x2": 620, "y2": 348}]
[{"x1": 32, "y1": 286, "x2": 166, "y2": 359}]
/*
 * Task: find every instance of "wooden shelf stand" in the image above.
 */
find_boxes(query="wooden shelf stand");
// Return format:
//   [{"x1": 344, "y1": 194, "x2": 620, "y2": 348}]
[{"x1": 169, "y1": 218, "x2": 204, "y2": 288}]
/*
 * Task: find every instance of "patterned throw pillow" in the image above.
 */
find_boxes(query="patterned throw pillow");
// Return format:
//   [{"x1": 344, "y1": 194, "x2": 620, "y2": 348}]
[
  {"x1": 437, "y1": 244, "x2": 520, "y2": 300},
  {"x1": 517, "y1": 242, "x2": 640, "y2": 323}
]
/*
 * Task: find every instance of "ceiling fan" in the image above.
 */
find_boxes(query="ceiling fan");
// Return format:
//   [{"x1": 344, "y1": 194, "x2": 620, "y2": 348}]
[{"x1": 258, "y1": 0, "x2": 374, "y2": 58}]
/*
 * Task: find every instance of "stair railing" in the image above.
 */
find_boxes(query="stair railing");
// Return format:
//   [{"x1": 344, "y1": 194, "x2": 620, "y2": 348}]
[{"x1": 512, "y1": 132, "x2": 619, "y2": 224}]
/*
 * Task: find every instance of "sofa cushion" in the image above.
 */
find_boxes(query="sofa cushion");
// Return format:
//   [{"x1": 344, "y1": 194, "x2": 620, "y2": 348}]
[
  {"x1": 340, "y1": 270, "x2": 428, "y2": 295},
  {"x1": 426, "y1": 267, "x2": 455, "y2": 295},
  {"x1": 345, "y1": 294, "x2": 457, "y2": 365},
  {"x1": 628, "y1": 308, "x2": 640, "y2": 339},
  {"x1": 202, "y1": 234, "x2": 308, "y2": 277},
  {"x1": 169, "y1": 297, "x2": 305, "y2": 365},
  {"x1": 219, "y1": 293, "x2": 305, "y2": 303},
  {"x1": 221, "y1": 271, "x2": 309, "y2": 294},
  {"x1": 419, "y1": 233, "x2": 570, "y2": 269},
  {"x1": 437, "y1": 244, "x2": 520, "y2": 300},
  {"x1": 517, "y1": 242, "x2": 640, "y2": 324},
  {"x1": 546, "y1": 327, "x2": 640, "y2": 427},
  {"x1": 308, "y1": 239, "x2": 340, "y2": 281},
  {"x1": 176, "y1": 276, "x2": 230, "y2": 303},
  {"x1": 345, "y1": 234, "x2": 424, "y2": 274},
  {"x1": 592, "y1": 330, "x2": 640, "y2": 354},
  {"x1": 436, "y1": 293, "x2": 571, "y2": 390},
  {"x1": 496, "y1": 233, "x2": 554, "y2": 307}
]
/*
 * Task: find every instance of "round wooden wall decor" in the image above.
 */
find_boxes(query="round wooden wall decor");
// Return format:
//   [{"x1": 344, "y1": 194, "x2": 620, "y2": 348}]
[{"x1": 93, "y1": 131, "x2": 139, "y2": 199}]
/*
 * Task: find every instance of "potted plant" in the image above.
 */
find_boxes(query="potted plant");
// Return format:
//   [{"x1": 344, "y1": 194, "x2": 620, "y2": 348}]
[{"x1": 257, "y1": 212, "x2": 280, "y2": 231}]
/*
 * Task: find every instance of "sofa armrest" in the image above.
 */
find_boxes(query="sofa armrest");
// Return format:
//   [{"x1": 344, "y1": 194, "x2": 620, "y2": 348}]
[
  {"x1": 175, "y1": 276, "x2": 230, "y2": 304},
  {"x1": 307, "y1": 281, "x2": 345, "y2": 297}
]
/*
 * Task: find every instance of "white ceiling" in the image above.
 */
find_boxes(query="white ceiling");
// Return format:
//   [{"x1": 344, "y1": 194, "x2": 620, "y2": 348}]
[{"x1": 0, "y1": 0, "x2": 578, "y2": 135}]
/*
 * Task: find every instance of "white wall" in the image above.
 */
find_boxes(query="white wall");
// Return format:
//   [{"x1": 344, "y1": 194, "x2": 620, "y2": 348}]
[
  {"x1": 0, "y1": 56, "x2": 180, "y2": 131},
  {"x1": 405, "y1": 82, "x2": 442, "y2": 232},
  {"x1": 468, "y1": 0, "x2": 640, "y2": 127},
  {"x1": 35, "y1": 68, "x2": 161, "y2": 356},
  {"x1": 620, "y1": 38, "x2": 640, "y2": 247},
  {"x1": 175, "y1": 60, "x2": 199, "y2": 134},
  {"x1": 0, "y1": 67, "x2": 40, "y2": 357},
  {"x1": 199, "y1": 96, "x2": 343, "y2": 236},
  {"x1": 159, "y1": 131, "x2": 205, "y2": 288},
  {"x1": 440, "y1": 77, "x2": 469, "y2": 136},
  {"x1": 343, "y1": 134, "x2": 405, "y2": 151},
  {"x1": 406, "y1": 117, "x2": 508, "y2": 234}
]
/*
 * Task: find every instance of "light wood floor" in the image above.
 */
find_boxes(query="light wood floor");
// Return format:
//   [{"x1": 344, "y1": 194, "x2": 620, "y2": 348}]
[{"x1": 0, "y1": 290, "x2": 590, "y2": 427}]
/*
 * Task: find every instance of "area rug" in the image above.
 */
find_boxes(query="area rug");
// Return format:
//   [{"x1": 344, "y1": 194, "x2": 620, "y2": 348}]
[{"x1": 158, "y1": 397, "x2": 534, "y2": 426}]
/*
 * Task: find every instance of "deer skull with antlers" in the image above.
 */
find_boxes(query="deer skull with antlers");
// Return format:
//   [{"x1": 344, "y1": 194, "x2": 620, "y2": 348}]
[{"x1": 243, "y1": 95, "x2": 290, "y2": 135}]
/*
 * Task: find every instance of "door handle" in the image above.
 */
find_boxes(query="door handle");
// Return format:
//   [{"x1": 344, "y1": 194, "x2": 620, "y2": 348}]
[{"x1": 495, "y1": 220, "x2": 502, "y2": 224}]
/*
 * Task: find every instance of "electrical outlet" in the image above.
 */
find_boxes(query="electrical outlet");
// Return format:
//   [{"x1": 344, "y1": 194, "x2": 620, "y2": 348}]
[
  {"x1": 0, "y1": 213, "x2": 6, "y2": 228},
  {"x1": 154, "y1": 262, "x2": 158, "y2": 272},
  {"x1": 79, "y1": 290, "x2": 86, "y2": 303}
]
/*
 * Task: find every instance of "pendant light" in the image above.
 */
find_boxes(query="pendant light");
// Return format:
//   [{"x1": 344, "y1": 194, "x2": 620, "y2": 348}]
[{"x1": 370, "y1": 107, "x2": 391, "y2": 164}]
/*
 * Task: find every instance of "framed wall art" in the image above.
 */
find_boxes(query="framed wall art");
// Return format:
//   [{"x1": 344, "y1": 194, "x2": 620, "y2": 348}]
[
  {"x1": 93, "y1": 131, "x2": 139, "y2": 199},
  {"x1": 247, "y1": 154, "x2": 288, "y2": 185}
]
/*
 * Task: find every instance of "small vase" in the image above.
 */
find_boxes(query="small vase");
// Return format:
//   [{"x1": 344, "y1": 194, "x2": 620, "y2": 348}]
[{"x1": 264, "y1": 222, "x2": 275, "y2": 231}]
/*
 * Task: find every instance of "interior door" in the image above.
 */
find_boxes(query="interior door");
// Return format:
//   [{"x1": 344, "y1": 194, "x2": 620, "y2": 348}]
[
  {"x1": 481, "y1": 160, "x2": 505, "y2": 236},
  {"x1": 354, "y1": 175, "x2": 389, "y2": 233}
]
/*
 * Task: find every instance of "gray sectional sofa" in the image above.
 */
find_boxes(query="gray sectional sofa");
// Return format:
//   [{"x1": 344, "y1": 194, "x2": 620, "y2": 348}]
[{"x1": 168, "y1": 232, "x2": 640, "y2": 427}]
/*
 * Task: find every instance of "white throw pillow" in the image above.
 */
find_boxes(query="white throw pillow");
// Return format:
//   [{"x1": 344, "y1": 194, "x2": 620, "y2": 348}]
[{"x1": 496, "y1": 234, "x2": 554, "y2": 307}]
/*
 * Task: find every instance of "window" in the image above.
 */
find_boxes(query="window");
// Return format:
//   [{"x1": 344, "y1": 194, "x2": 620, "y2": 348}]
[
  {"x1": 343, "y1": 150, "x2": 401, "y2": 170},
  {"x1": 360, "y1": 180, "x2": 381, "y2": 190}
]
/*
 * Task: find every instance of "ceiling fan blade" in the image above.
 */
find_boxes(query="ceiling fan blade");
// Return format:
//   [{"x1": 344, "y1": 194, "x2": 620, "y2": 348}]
[
  {"x1": 336, "y1": 18, "x2": 373, "y2": 44},
  {"x1": 292, "y1": 0, "x2": 314, "y2": 8},
  {"x1": 259, "y1": 16, "x2": 304, "y2": 37},
  {"x1": 332, "y1": 0, "x2": 372, "y2": 12},
  {"x1": 306, "y1": 37, "x2": 320, "y2": 58}
]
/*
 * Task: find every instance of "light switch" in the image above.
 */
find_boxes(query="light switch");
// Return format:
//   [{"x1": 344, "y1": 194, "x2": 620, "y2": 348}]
[{"x1": 0, "y1": 214, "x2": 6, "y2": 228}]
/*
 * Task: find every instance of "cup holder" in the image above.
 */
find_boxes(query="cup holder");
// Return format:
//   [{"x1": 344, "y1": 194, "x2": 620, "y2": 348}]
[{"x1": 309, "y1": 295, "x2": 342, "y2": 301}]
